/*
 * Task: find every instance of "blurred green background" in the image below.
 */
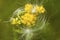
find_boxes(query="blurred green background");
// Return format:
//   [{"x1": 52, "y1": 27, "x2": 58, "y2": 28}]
[{"x1": 0, "y1": 0, "x2": 60, "y2": 40}]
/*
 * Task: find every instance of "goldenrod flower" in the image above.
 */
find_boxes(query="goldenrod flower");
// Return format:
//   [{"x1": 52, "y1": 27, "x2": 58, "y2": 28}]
[
  {"x1": 25, "y1": 4, "x2": 33, "y2": 13},
  {"x1": 10, "y1": 4, "x2": 46, "y2": 26},
  {"x1": 21, "y1": 13, "x2": 36, "y2": 26}
]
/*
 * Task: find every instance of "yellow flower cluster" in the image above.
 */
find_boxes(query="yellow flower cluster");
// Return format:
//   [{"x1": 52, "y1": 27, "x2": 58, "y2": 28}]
[
  {"x1": 11, "y1": 13, "x2": 36, "y2": 26},
  {"x1": 21, "y1": 13, "x2": 36, "y2": 26},
  {"x1": 24, "y1": 4, "x2": 45, "y2": 14},
  {"x1": 11, "y1": 18, "x2": 21, "y2": 25},
  {"x1": 10, "y1": 4, "x2": 46, "y2": 27},
  {"x1": 35, "y1": 5, "x2": 45, "y2": 13},
  {"x1": 25, "y1": 4, "x2": 33, "y2": 13}
]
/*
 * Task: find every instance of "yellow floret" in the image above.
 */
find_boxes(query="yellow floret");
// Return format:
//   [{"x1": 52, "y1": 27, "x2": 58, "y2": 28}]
[
  {"x1": 39, "y1": 5, "x2": 45, "y2": 13},
  {"x1": 25, "y1": 4, "x2": 33, "y2": 13}
]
